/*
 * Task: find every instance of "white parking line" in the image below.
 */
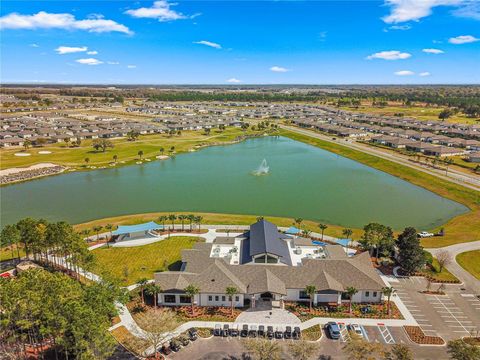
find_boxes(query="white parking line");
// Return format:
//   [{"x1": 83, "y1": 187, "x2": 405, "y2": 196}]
[
  {"x1": 433, "y1": 295, "x2": 471, "y2": 334},
  {"x1": 377, "y1": 324, "x2": 395, "y2": 344}
]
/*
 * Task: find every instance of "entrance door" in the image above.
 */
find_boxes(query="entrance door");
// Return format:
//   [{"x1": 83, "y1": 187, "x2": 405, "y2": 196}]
[{"x1": 260, "y1": 292, "x2": 273, "y2": 300}]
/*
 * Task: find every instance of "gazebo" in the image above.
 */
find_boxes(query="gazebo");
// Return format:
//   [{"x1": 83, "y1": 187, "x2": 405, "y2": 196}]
[{"x1": 112, "y1": 221, "x2": 163, "y2": 242}]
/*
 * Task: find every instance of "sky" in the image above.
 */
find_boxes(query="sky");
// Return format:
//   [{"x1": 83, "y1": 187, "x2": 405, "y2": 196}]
[{"x1": 1, "y1": 0, "x2": 479, "y2": 84}]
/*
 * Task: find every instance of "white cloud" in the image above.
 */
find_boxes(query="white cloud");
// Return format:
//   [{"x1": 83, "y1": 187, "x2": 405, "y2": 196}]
[
  {"x1": 86, "y1": 50, "x2": 98, "y2": 55},
  {"x1": 448, "y1": 35, "x2": 479, "y2": 44},
  {"x1": 270, "y1": 66, "x2": 289, "y2": 73},
  {"x1": 125, "y1": 1, "x2": 195, "y2": 22},
  {"x1": 452, "y1": 1, "x2": 480, "y2": 20},
  {"x1": 30, "y1": 43, "x2": 39, "y2": 47},
  {"x1": 394, "y1": 70, "x2": 415, "y2": 76},
  {"x1": 127, "y1": 65, "x2": 137, "y2": 69},
  {"x1": 422, "y1": 48, "x2": 444, "y2": 54},
  {"x1": 366, "y1": 50, "x2": 412, "y2": 60},
  {"x1": 76, "y1": 58, "x2": 103, "y2": 65},
  {"x1": 382, "y1": 0, "x2": 462, "y2": 23},
  {"x1": 107, "y1": 61, "x2": 119, "y2": 65},
  {"x1": 419, "y1": 72, "x2": 431, "y2": 76},
  {"x1": 0, "y1": 11, "x2": 132, "y2": 34},
  {"x1": 55, "y1": 46, "x2": 87, "y2": 54},
  {"x1": 388, "y1": 24, "x2": 412, "y2": 30},
  {"x1": 193, "y1": 40, "x2": 221, "y2": 49},
  {"x1": 227, "y1": 78, "x2": 241, "y2": 83}
]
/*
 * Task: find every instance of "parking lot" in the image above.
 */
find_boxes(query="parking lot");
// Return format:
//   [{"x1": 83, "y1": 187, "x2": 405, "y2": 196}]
[{"x1": 393, "y1": 277, "x2": 480, "y2": 340}]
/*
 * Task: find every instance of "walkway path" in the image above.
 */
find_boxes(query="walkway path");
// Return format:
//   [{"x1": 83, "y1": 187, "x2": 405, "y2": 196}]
[
  {"x1": 426, "y1": 240, "x2": 480, "y2": 294},
  {"x1": 282, "y1": 125, "x2": 480, "y2": 191}
]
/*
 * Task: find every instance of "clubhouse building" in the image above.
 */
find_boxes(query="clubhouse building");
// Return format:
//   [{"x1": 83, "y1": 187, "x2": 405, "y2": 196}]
[{"x1": 154, "y1": 219, "x2": 385, "y2": 309}]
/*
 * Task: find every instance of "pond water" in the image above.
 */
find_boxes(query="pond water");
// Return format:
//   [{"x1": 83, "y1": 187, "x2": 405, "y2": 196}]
[{"x1": 0, "y1": 136, "x2": 468, "y2": 229}]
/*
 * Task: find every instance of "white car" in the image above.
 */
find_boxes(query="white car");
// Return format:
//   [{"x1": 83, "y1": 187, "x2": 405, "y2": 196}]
[
  {"x1": 348, "y1": 324, "x2": 363, "y2": 337},
  {"x1": 418, "y1": 231, "x2": 434, "y2": 238}
]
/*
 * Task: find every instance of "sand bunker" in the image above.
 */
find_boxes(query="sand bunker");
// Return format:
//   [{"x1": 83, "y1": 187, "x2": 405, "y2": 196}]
[
  {"x1": 38, "y1": 151, "x2": 52, "y2": 155},
  {"x1": 14, "y1": 153, "x2": 31, "y2": 157}
]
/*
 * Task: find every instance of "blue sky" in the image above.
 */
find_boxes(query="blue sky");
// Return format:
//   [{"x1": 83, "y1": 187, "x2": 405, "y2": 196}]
[{"x1": 1, "y1": 0, "x2": 479, "y2": 84}]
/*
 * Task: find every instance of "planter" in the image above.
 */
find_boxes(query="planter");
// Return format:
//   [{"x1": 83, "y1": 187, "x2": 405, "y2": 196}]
[{"x1": 403, "y1": 326, "x2": 445, "y2": 345}]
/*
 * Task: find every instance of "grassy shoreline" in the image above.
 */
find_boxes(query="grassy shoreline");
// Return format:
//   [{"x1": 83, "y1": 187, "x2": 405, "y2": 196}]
[
  {"x1": 278, "y1": 128, "x2": 479, "y2": 248},
  {"x1": 456, "y1": 250, "x2": 480, "y2": 280}
]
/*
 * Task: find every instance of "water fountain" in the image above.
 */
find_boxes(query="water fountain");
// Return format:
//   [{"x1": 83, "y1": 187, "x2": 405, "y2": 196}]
[{"x1": 252, "y1": 158, "x2": 270, "y2": 176}]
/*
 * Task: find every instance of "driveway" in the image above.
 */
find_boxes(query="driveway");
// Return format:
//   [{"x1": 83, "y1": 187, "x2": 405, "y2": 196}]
[{"x1": 427, "y1": 240, "x2": 480, "y2": 294}]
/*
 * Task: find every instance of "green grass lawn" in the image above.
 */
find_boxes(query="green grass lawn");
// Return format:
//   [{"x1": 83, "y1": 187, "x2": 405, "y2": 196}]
[
  {"x1": 421, "y1": 258, "x2": 459, "y2": 282},
  {"x1": 456, "y1": 250, "x2": 480, "y2": 280},
  {"x1": 0, "y1": 127, "x2": 261, "y2": 170},
  {"x1": 92, "y1": 236, "x2": 202, "y2": 285},
  {"x1": 279, "y1": 128, "x2": 480, "y2": 248}
]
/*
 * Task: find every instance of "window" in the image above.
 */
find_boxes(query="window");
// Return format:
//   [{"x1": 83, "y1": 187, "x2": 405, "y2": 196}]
[
  {"x1": 373, "y1": 291, "x2": 377, "y2": 297},
  {"x1": 164, "y1": 295, "x2": 176, "y2": 303},
  {"x1": 215, "y1": 295, "x2": 219, "y2": 301},
  {"x1": 299, "y1": 291, "x2": 310, "y2": 299},
  {"x1": 208, "y1": 295, "x2": 213, "y2": 301},
  {"x1": 266, "y1": 255, "x2": 278, "y2": 264},
  {"x1": 222, "y1": 296, "x2": 226, "y2": 302},
  {"x1": 365, "y1": 291, "x2": 370, "y2": 297},
  {"x1": 235, "y1": 296, "x2": 240, "y2": 301},
  {"x1": 254, "y1": 255, "x2": 266, "y2": 263},
  {"x1": 179, "y1": 295, "x2": 191, "y2": 304}
]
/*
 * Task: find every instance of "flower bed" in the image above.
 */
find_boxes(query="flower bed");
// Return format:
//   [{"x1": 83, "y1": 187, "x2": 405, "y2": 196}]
[
  {"x1": 197, "y1": 328, "x2": 213, "y2": 338},
  {"x1": 302, "y1": 325, "x2": 322, "y2": 341},
  {"x1": 463, "y1": 337, "x2": 480, "y2": 346},
  {"x1": 403, "y1": 326, "x2": 445, "y2": 345},
  {"x1": 172, "y1": 305, "x2": 242, "y2": 322},
  {"x1": 285, "y1": 301, "x2": 403, "y2": 322}
]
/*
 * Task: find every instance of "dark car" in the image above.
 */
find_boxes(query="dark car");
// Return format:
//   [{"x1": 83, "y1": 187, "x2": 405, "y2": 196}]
[
  {"x1": 229, "y1": 326, "x2": 239, "y2": 337},
  {"x1": 274, "y1": 327, "x2": 283, "y2": 339},
  {"x1": 284, "y1": 326, "x2": 292, "y2": 339},
  {"x1": 213, "y1": 324, "x2": 222, "y2": 336},
  {"x1": 293, "y1": 327, "x2": 301, "y2": 340},
  {"x1": 258, "y1": 325, "x2": 265, "y2": 338},
  {"x1": 267, "y1": 326, "x2": 274, "y2": 339},
  {"x1": 178, "y1": 335, "x2": 189, "y2": 347},
  {"x1": 326, "y1": 322, "x2": 341, "y2": 340},
  {"x1": 169, "y1": 339, "x2": 181, "y2": 352},
  {"x1": 241, "y1": 324, "x2": 249, "y2": 337},
  {"x1": 248, "y1": 325, "x2": 258, "y2": 338},
  {"x1": 188, "y1": 328, "x2": 198, "y2": 341},
  {"x1": 160, "y1": 344, "x2": 172, "y2": 355},
  {"x1": 222, "y1": 324, "x2": 229, "y2": 337}
]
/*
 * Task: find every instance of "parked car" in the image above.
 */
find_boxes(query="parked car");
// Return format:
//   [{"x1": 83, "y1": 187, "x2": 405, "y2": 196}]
[
  {"x1": 248, "y1": 325, "x2": 258, "y2": 338},
  {"x1": 257, "y1": 325, "x2": 265, "y2": 338},
  {"x1": 418, "y1": 231, "x2": 434, "y2": 238},
  {"x1": 348, "y1": 324, "x2": 363, "y2": 337},
  {"x1": 274, "y1": 327, "x2": 283, "y2": 339},
  {"x1": 284, "y1": 326, "x2": 292, "y2": 339},
  {"x1": 178, "y1": 335, "x2": 190, "y2": 346},
  {"x1": 267, "y1": 326, "x2": 274, "y2": 340},
  {"x1": 241, "y1": 325, "x2": 249, "y2": 337},
  {"x1": 169, "y1": 339, "x2": 181, "y2": 352},
  {"x1": 293, "y1": 326, "x2": 301, "y2": 340},
  {"x1": 188, "y1": 328, "x2": 198, "y2": 341},
  {"x1": 160, "y1": 344, "x2": 172, "y2": 355},
  {"x1": 229, "y1": 325, "x2": 239, "y2": 337},
  {"x1": 214, "y1": 324, "x2": 222, "y2": 336},
  {"x1": 222, "y1": 324, "x2": 229, "y2": 337},
  {"x1": 326, "y1": 322, "x2": 341, "y2": 340}
]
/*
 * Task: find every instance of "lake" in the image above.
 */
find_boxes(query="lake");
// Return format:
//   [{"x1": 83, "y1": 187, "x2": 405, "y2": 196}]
[{"x1": 0, "y1": 136, "x2": 468, "y2": 229}]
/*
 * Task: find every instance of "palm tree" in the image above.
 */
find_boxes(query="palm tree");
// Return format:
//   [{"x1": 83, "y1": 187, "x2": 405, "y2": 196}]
[
  {"x1": 138, "y1": 278, "x2": 149, "y2": 305},
  {"x1": 84, "y1": 157, "x2": 90, "y2": 167},
  {"x1": 168, "y1": 214, "x2": 177, "y2": 230},
  {"x1": 318, "y1": 224, "x2": 328, "y2": 241},
  {"x1": 382, "y1": 287, "x2": 396, "y2": 315},
  {"x1": 178, "y1": 215, "x2": 187, "y2": 231},
  {"x1": 92, "y1": 225, "x2": 103, "y2": 241},
  {"x1": 184, "y1": 284, "x2": 200, "y2": 315},
  {"x1": 105, "y1": 224, "x2": 113, "y2": 247},
  {"x1": 159, "y1": 147, "x2": 164, "y2": 155},
  {"x1": 256, "y1": 216, "x2": 264, "y2": 222},
  {"x1": 145, "y1": 283, "x2": 162, "y2": 311},
  {"x1": 302, "y1": 229, "x2": 311, "y2": 238},
  {"x1": 113, "y1": 154, "x2": 118, "y2": 164},
  {"x1": 194, "y1": 216, "x2": 203, "y2": 231},
  {"x1": 345, "y1": 286, "x2": 358, "y2": 314},
  {"x1": 170, "y1": 146, "x2": 175, "y2": 153},
  {"x1": 187, "y1": 214, "x2": 195, "y2": 231},
  {"x1": 305, "y1": 285, "x2": 317, "y2": 312},
  {"x1": 294, "y1": 218, "x2": 303, "y2": 227},
  {"x1": 342, "y1": 228, "x2": 353, "y2": 249},
  {"x1": 138, "y1": 150, "x2": 144, "y2": 160},
  {"x1": 158, "y1": 215, "x2": 168, "y2": 230},
  {"x1": 226, "y1": 286, "x2": 238, "y2": 316}
]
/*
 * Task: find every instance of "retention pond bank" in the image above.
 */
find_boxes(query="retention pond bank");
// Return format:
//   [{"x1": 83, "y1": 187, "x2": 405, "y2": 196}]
[{"x1": 0, "y1": 136, "x2": 468, "y2": 229}]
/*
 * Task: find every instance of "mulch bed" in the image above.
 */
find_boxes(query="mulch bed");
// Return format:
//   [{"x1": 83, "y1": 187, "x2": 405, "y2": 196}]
[
  {"x1": 173, "y1": 305, "x2": 242, "y2": 321},
  {"x1": 403, "y1": 326, "x2": 445, "y2": 345},
  {"x1": 285, "y1": 301, "x2": 403, "y2": 321},
  {"x1": 463, "y1": 337, "x2": 480, "y2": 346}
]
